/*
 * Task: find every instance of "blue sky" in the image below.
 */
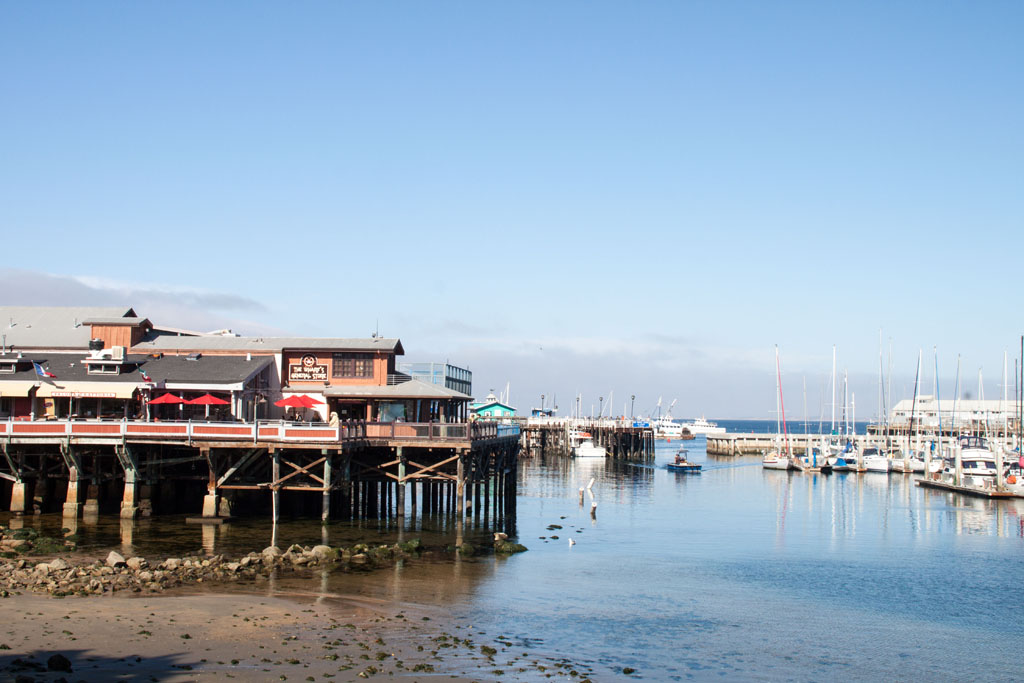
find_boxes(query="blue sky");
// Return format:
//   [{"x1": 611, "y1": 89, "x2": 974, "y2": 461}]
[{"x1": 2, "y1": 2, "x2": 1022, "y2": 417}]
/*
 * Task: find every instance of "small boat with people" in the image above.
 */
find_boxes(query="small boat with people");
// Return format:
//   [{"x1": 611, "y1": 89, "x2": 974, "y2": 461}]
[{"x1": 667, "y1": 449, "x2": 701, "y2": 473}]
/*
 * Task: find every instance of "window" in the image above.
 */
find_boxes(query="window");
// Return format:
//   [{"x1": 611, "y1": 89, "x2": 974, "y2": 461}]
[
  {"x1": 87, "y1": 363, "x2": 120, "y2": 375},
  {"x1": 0, "y1": 362, "x2": 15, "y2": 374},
  {"x1": 332, "y1": 353, "x2": 374, "y2": 379}
]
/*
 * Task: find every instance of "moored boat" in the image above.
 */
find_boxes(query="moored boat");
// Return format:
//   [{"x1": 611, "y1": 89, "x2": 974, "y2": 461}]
[
  {"x1": 863, "y1": 447, "x2": 891, "y2": 473},
  {"x1": 570, "y1": 430, "x2": 606, "y2": 458}
]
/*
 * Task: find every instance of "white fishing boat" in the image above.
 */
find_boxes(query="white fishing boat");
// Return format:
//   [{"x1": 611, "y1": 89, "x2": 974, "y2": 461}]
[
  {"x1": 570, "y1": 430, "x2": 606, "y2": 458},
  {"x1": 679, "y1": 416, "x2": 725, "y2": 436},
  {"x1": 652, "y1": 399, "x2": 686, "y2": 440},
  {"x1": 652, "y1": 416, "x2": 684, "y2": 440}
]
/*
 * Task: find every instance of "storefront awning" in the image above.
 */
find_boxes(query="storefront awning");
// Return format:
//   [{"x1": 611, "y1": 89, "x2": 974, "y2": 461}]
[
  {"x1": 36, "y1": 382, "x2": 141, "y2": 399},
  {"x1": 0, "y1": 381, "x2": 38, "y2": 398}
]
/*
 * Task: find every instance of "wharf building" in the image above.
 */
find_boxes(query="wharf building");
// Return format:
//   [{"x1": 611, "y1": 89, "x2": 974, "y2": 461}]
[
  {"x1": 0, "y1": 307, "x2": 519, "y2": 531},
  {"x1": 883, "y1": 396, "x2": 1022, "y2": 437}
]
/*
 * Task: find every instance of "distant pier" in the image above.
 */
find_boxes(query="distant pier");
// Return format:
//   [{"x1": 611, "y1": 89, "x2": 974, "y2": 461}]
[{"x1": 521, "y1": 418, "x2": 655, "y2": 461}]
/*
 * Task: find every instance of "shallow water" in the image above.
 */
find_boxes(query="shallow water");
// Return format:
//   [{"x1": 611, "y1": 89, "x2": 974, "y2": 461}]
[{"x1": 5, "y1": 434, "x2": 1024, "y2": 681}]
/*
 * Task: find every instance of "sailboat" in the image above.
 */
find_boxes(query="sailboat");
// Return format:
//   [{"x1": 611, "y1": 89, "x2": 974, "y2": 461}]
[{"x1": 763, "y1": 346, "x2": 792, "y2": 471}]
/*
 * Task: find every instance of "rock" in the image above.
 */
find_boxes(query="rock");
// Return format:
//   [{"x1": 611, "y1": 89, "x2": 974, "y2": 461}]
[
  {"x1": 239, "y1": 557, "x2": 252, "y2": 567},
  {"x1": 162, "y1": 558, "x2": 181, "y2": 570},
  {"x1": 494, "y1": 532, "x2": 508, "y2": 542},
  {"x1": 494, "y1": 541, "x2": 528, "y2": 555},
  {"x1": 138, "y1": 571, "x2": 153, "y2": 582},
  {"x1": 261, "y1": 546, "x2": 281, "y2": 558},
  {"x1": 126, "y1": 557, "x2": 147, "y2": 570},
  {"x1": 225, "y1": 562, "x2": 241, "y2": 572},
  {"x1": 49, "y1": 558, "x2": 69, "y2": 571},
  {"x1": 4, "y1": 539, "x2": 28, "y2": 550},
  {"x1": 106, "y1": 551, "x2": 126, "y2": 568},
  {"x1": 289, "y1": 554, "x2": 309, "y2": 565},
  {"x1": 47, "y1": 653, "x2": 72, "y2": 672},
  {"x1": 311, "y1": 545, "x2": 334, "y2": 559},
  {"x1": 34, "y1": 563, "x2": 52, "y2": 574}
]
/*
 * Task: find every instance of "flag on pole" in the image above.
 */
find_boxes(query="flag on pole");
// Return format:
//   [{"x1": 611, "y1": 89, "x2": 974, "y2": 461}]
[
  {"x1": 33, "y1": 362, "x2": 56, "y2": 379},
  {"x1": 139, "y1": 366, "x2": 153, "y2": 383}
]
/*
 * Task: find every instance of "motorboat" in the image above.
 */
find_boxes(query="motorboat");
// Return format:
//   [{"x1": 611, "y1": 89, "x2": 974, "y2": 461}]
[
  {"x1": 943, "y1": 435, "x2": 997, "y2": 487},
  {"x1": 570, "y1": 430, "x2": 606, "y2": 458},
  {"x1": 667, "y1": 449, "x2": 701, "y2": 473},
  {"x1": 680, "y1": 416, "x2": 725, "y2": 435},
  {"x1": 862, "y1": 446, "x2": 891, "y2": 473}
]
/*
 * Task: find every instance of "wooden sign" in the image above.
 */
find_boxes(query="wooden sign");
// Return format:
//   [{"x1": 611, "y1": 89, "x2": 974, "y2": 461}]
[{"x1": 288, "y1": 354, "x2": 328, "y2": 382}]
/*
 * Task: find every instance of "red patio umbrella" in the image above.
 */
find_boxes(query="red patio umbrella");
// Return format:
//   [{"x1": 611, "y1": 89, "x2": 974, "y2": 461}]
[
  {"x1": 275, "y1": 395, "x2": 311, "y2": 408},
  {"x1": 275, "y1": 395, "x2": 323, "y2": 408},
  {"x1": 187, "y1": 393, "x2": 230, "y2": 419},
  {"x1": 186, "y1": 393, "x2": 230, "y2": 406},
  {"x1": 274, "y1": 394, "x2": 324, "y2": 420},
  {"x1": 149, "y1": 393, "x2": 184, "y2": 405}
]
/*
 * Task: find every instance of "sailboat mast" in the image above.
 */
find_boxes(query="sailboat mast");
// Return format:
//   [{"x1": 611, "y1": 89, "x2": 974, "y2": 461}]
[
  {"x1": 831, "y1": 345, "x2": 837, "y2": 434},
  {"x1": 776, "y1": 346, "x2": 791, "y2": 456}
]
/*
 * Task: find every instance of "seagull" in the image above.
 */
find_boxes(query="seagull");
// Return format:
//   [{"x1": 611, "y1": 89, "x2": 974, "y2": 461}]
[{"x1": 569, "y1": 538, "x2": 576, "y2": 546}]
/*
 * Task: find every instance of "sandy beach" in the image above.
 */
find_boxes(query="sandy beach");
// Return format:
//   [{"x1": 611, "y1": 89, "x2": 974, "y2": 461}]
[{"x1": 1, "y1": 587, "x2": 594, "y2": 682}]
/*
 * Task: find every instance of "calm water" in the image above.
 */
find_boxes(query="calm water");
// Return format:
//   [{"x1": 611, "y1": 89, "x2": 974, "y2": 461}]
[{"x1": 4, "y1": 423, "x2": 1024, "y2": 681}]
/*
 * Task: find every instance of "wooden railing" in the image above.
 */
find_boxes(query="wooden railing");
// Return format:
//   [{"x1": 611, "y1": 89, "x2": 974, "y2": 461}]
[{"x1": 0, "y1": 418, "x2": 519, "y2": 446}]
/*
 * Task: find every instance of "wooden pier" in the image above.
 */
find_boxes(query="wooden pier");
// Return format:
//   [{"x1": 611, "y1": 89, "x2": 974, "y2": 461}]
[
  {"x1": 0, "y1": 418, "x2": 521, "y2": 534},
  {"x1": 521, "y1": 418, "x2": 655, "y2": 461}
]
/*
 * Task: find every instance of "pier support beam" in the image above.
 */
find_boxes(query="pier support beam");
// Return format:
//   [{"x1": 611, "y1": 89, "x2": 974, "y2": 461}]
[
  {"x1": 396, "y1": 448, "x2": 406, "y2": 520},
  {"x1": 9, "y1": 481, "x2": 27, "y2": 515},
  {"x1": 200, "y1": 447, "x2": 219, "y2": 518},
  {"x1": 116, "y1": 446, "x2": 141, "y2": 519},
  {"x1": 271, "y1": 449, "x2": 280, "y2": 523},
  {"x1": 322, "y1": 450, "x2": 333, "y2": 523},
  {"x1": 59, "y1": 444, "x2": 83, "y2": 518},
  {"x1": 83, "y1": 484, "x2": 100, "y2": 517},
  {"x1": 63, "y1": 466, "x2": 82, "y2": 518}
]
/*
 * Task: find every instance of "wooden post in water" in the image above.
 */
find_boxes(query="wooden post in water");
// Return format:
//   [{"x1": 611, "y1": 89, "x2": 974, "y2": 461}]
[
  {"x1": 322, "y1": 450, "x2": 332, "y2": 522},
  {"x1": 397, "y1": 447, "x2": 406, "y2": 520},
  {"x1": 271, "y1": 449, "x2": 280, "y2": 523},
  {"x1": 456, "y1": 452, "x2": 465, "y2": 546}
]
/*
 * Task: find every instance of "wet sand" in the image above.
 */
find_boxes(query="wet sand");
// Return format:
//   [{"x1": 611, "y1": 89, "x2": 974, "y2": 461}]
[{"x1": 0, "y1": 589, "x2": 591, "y2": 681}]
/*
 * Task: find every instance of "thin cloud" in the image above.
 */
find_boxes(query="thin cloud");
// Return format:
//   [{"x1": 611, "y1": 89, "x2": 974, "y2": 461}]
[{"x1": 0, "y1": 269, "x2": 284, "y2": 336}]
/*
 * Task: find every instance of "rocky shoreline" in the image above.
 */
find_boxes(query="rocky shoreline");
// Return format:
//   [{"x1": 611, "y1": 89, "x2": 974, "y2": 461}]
[{"x1": 0, "y1": 525, "x2": 526, "y2": 598}]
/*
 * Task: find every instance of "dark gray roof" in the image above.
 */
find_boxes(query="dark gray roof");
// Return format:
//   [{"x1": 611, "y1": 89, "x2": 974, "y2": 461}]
[
  {"x1": 0, "y1": 352, "x2": 271, "y2": 386},
  {"x1": 0, "y1": 306, "x2": 136, "y2": 350},
  {"x1": 144, "y1": 354, "x2": 273, "y2": 385},
  {"x1": 134, "y1": 331, "x2": 404, "y2": 355}
]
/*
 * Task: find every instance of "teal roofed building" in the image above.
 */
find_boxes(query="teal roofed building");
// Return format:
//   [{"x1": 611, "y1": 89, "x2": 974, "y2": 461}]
[{"x1": 470, "y1": 392, "x2": 516, "y2": 418}]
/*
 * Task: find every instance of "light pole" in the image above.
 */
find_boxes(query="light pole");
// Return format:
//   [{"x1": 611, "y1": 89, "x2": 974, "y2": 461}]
[
  {"x1": 599, "y1": 396, "x2": 604, "y2": 418},
  {"x1": 631, "y1": 394, "x2": 635, "y2": 419},
  {"x1": 541, "y1": 394, "x2": 545, "y2": 412}
]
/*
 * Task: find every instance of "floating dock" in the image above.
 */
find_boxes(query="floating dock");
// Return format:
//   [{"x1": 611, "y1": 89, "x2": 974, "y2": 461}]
[{"x1": 915, "y1": 477, "x2": 1024, "y2": 499}]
